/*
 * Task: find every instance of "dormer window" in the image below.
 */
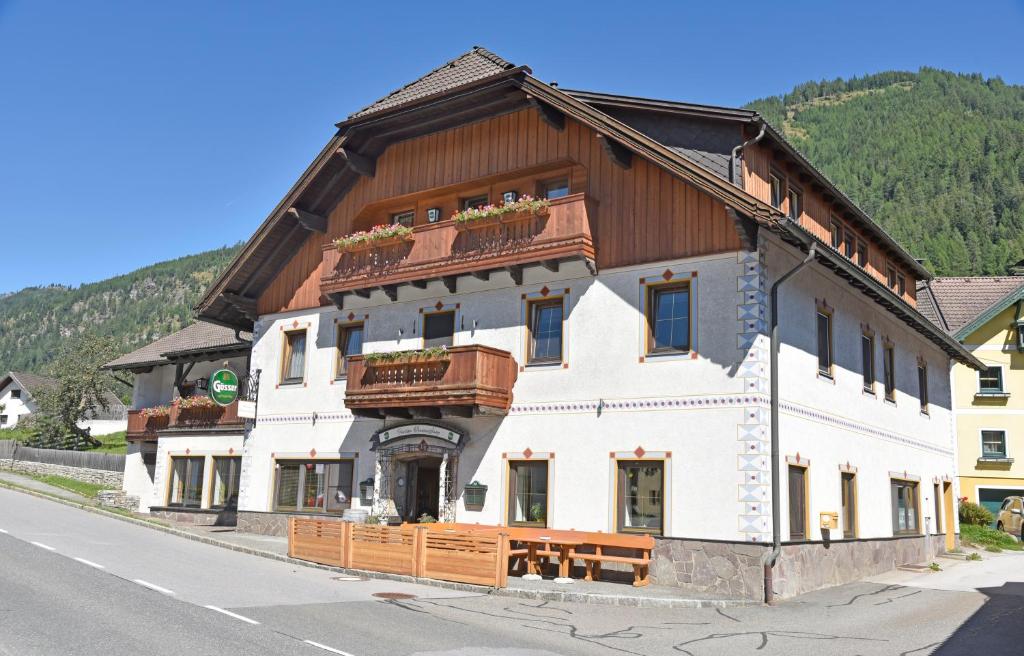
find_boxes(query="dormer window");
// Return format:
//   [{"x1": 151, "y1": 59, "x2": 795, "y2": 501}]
[
  {"x1": 10, "y1": 389, "x2": 20, "y2": 400},
  {"x1": 769, "y1": 173, "x2": 784, "y2": 209},
  {"x1": 830, "y1": 220, "x2": 843, "y2": 250},
  {"x1": 787, "y1": 188, "x2": 801, "y2": 221}
]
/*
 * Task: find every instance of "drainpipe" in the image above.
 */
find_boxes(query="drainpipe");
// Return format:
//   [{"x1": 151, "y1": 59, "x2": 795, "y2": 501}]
[
  {"x1": 764, "y1": 236, "x2": 817, "y2": 604},
  {"x1": 731, "y1": 120, "x2": 767, "y2": 186}
]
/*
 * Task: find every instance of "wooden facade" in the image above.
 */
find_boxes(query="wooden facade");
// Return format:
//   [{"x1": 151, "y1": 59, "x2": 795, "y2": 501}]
[
  {"x1": 743, "y1": 143, "x2": 918, "y2": 306},
  {"x1": 258, "y1": 107, "x2": 743, "y2": 316}
]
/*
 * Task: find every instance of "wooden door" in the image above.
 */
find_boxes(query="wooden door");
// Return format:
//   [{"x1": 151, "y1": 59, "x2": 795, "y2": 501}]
[{"x1": 788, "y1": 466, "x2": 807, "y2": 541}]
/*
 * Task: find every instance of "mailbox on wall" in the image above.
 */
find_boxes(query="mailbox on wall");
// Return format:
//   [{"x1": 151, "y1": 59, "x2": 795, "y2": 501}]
[{"x1": 819, "y1": 512, "x2": 839, "y2": 530}]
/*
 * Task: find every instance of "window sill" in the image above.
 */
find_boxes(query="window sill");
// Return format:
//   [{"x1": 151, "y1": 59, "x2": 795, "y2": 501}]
[
  {"x1": 920, "y1": 409, "x2": 930, "y2": 418},
  {"x1": 977, "y1": 457, "x2": 1014, "y2": 465},
  {"x1": 643, "y1": 350, "x2": 692, "y2": 362},
  {"x1": 975, "y1": 392, "x2": 1010, "y2": 399},
  {"x1": 525, "y1": 361, "x2": 563, "y2": 370},
  {"x1": 862, "y1": 387, "x2": 876, "y2": 398},
  {"x1": 278, "y1": 380, "x2": 306, "y2": 388},
  {"x1": 817, "y1": 372, "x2": 835, "y2": 384},
  {"x1": 883, "y1": 398, "x2": 897, "y2": 407}
]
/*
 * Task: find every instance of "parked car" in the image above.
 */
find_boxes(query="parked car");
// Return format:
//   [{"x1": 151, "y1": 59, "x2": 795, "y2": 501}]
[{"x1": 995, "y1": 496, "x2": 1024, "y2": 539}]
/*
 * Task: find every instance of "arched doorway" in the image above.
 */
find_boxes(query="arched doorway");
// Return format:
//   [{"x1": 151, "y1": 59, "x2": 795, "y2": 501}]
[{"x1": 370, "y1": 423, "x2": 465, "y2": 523}]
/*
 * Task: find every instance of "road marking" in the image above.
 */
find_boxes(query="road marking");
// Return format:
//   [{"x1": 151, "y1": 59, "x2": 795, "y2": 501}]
[
  {"x1": 73, "y1": 557, "x2": 105, "y2": 569},
  {"x1": 204, "y1": 606, "x2": 260, "y2": 625},
  {"x1": 30, "y1": 541, "x2": 56, "y2": 551},
  {"x1": 0, "y1": 528, "x2": 8, "y2": 534},
  {"x1": 303, "y1": 640, "x2": 355, "y2": 655},
  {"x1": 133, "y1": 579, "x2": 175, "y2": 595}
]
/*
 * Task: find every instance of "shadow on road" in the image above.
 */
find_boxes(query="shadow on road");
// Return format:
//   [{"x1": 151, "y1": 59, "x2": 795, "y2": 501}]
[{"x1": 933, "y1": 582, "x2": 1024, "y2": 655}]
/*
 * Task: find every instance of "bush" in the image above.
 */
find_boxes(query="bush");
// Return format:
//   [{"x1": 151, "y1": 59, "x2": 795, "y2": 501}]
[
  {"x1": 961, "y1": 523, "x2": 1022, "y2": 551},
  {"x1": 959, "y1": 500, "x2": 994, "y2": 526}
]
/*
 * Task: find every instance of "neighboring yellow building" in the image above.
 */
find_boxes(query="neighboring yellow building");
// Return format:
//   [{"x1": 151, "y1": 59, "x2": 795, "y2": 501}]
[{"x1": 920, "y1": 276, "x2": 1024, "y2": 521}]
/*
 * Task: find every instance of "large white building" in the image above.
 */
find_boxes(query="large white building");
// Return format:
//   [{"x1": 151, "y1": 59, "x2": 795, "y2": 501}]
[{"x1": 119, "y1": 48, "x2": 981, "y2": 600}]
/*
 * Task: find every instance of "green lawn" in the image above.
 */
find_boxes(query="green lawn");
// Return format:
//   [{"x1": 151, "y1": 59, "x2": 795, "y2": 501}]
[
  {"x1": 24, "y1": 473, "x2": 108, "y2": 498},
  {"x1": 961, "y1": 523, "x2": 1023, "y2": 552},
  {"x1": 90, "y1": 431, "x2": 127, "y2": 454},
  {"x1": 0, "y1": 426, "x2": 40, "y2": 442}
]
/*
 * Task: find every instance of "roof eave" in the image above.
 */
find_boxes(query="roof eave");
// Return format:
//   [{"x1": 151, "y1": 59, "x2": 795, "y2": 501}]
[{"x1": 952, "y1": 286, "x2": 1024, "y2": 341}]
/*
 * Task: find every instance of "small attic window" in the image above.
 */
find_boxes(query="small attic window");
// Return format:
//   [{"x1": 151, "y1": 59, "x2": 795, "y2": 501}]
[{"x1": 10, "y1": 389, "x2": 20, "y2": 399}]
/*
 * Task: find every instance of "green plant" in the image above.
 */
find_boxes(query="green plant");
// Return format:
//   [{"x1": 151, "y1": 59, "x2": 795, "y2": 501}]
[
  {"x1": 928, "y1": 562, "x2": 942, "y2": 572},
  {"x1": 529, "y1": 502, "x2": 546, "y2": 523},
  {"x1": 960, "y1": 523, "x2": 1023, "y2": 551},
  {"x1": 958, "y1": 499, "x2": 994, "y2": 526},
  {"x1": 363, "y1": 346, "x2": 449, "y2": 363},
  {"x1": 417, "y1": 513, "x2": 437, "y2": 524},
  {"x1": 966, "y1": 552, "x2": 982, "y2": 561},
  {"x1": 452, "y1": 196, "x2": 550, "y2": 224},
  {"x1": 365, "y1": 514, "x2": 381, "y2": 525},
  {"x1": 334, "y1": 224, "x2": 413, "y2": 251},
  {"x1": 175, "y1": 396, "x2": 217, "y2": 410},
  {"x1": 140, "y1": 405, "x2": 170, "y2": 418}
]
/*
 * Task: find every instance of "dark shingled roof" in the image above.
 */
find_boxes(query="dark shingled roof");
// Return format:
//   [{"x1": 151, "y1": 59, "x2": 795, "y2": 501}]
[
  {"x1": 348, "y1": 46, "x2": 516, "y2": 119},
  {"x1": 0, "y1": 371, "x2": 57, "y2": 396},
  {"x1": 917, "y1": 277, "x2": 1024, "y2": 336},
  {"x1": 103, "y1": 322, "x2": 251, "y2": 371}
]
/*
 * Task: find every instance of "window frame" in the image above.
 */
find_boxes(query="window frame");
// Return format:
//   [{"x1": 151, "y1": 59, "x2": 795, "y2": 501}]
[
  {"x1": 0, "y1": 414, "x2": 8, "y2": 426},
  {"x1": 210, "y1": 455, "x2": 242, "y2": 509},
  {"x1": 539, "y1": 178, "x2": 570, "y2": 200},
  {"x1": 769, "y1": 171, "x2": 785, "y2": 209},
  {"x1": 280, "y1": 328, "x2": 308, "y2": 385},
  {"x1": 830, "y1": 219, "x2": 843, "y2": 250},
  {"x1": 841, "y1": 472, "x2": 857, "y2": 539},
  {"x1": 861, "y1": 333, "x2": 876, "y2": 393},
  {"x1": 506, "y1": 459, "x2": 550, "y2": 527},
  {"x1": 644, "y1": 281, "x2": 692, "y2": 356},
  {"x1": 614, "y1": 459, "x2": 666, "y2": 536},
  {"x1": 167, "y1": 456, "x2": 206, "y2": 509},
  {"x1": 933, "y1": 483, "x2": 942, "y2": 534},
  {"x1": 786, "y1": 186, "x2": 802, "y2": 222},
  {"x1": 856, "y1": 240, "x2": 868, "y2": 268},
  {"x1": 390, "y1": 210, "x2": 415, "y2": 227},
  {"x1": 890, "y1": 478, "x2": 920, "y2": 536},
  {"x1": 334, "y1": 321, "x2": 365, "y2": 380},
  {"x1": 460, "y1": 194, "x2": 489, "y2": 210},
  {"x1": 917, "y1": 361, "x2": 929, "y2": 414},
  {"x1": 816, "y1": 309, "x2": 834, "y2": 378},
  {"x1": 526, "y1": 297, "x2": 565, "y2": 365},
  {"x1": 10, "y1": 389, "x2": 20, "y2": 399},
  {"x1": 272, "y1": 458, "x2": 355, "y2": 514},
  {"x1": 843, "y1": 227, "x2": 856, "y2": 259},
  {"x1": 980, "y1": 429, "x2": 1008, "y2": 459},
  {"x1": 788, "y1": 464, "x2": 809, "y2": 541},
  {"x1": 978, "y1": 366, "x2": 1005, "y2": 394},
  {"x1": 422, "y1": 310, "x2": 456, "y2": 349},
  {"x1": 883, "y1": 343, "x2": 896, "y2": 403}
]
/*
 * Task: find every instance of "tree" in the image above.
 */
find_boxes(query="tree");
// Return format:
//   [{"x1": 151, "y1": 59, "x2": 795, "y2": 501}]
[{"x1": 32, "y1": 334, "x2": 120, "y2": 449}]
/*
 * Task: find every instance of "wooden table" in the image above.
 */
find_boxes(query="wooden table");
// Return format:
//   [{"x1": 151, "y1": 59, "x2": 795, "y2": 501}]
[{"x1": 520, "y1": 536, "x2": 584, "y2": 578}]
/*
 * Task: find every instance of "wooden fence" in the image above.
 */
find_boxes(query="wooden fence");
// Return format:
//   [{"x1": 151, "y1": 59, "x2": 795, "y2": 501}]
[
  {"x1": 288, "y1": 518, "x2": 509, "y2": 588},
  {"x1": 0, "y1": 441, "x2": 125, "y2": 472}
]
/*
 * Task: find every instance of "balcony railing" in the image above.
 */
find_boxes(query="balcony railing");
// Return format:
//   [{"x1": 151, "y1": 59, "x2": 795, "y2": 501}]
[
  {"x1": 321, "y1": 193, "x2": 596, "y2": 300},
  {"x1": 126, "y1": 402, "x2": 244, "y2": 441},
  {"x1": 344, "y1": 345, "x2": 518, "y2": 418}
]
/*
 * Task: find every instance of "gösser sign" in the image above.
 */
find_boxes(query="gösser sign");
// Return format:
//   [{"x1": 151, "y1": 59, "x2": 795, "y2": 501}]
[{"x1": 209, "y1": 369, "x2": 239, "y2": 406}]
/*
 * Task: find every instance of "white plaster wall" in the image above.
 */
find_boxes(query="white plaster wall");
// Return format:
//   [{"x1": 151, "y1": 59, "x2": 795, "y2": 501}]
[
  {"x1": 0, "y1": 383, "x2": 37, "y2": 428},
  {"x1": 766, "y1": 234, "x2": 957, "y2": 542},
  {"x1": 123, "y1": 441, "x2": 156, "y2": 512}
]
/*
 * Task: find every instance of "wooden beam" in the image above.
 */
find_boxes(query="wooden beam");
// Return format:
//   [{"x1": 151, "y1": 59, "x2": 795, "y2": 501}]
[
  {"x1": 528, "y1": 97, "x2": 565, "y2": 131},
  {"x1": 540, "y1": 259, "x2": 560, "y2": 273},
  {"x1": 353, "y1": 289, "x2": 372, "y2": 299},
  {"x1": 326, "y1": 292, "x2": 346, "y2": 309},
  {"x1": 336, "y1": 147, "x2": 376, "y2": 177},
  {"x1": 381, "y1": 285, "x2": 399, "y2": 302},
  {"x1": 596, "y1": 134, "x2": 632, "y2": 169},
  {"x1": 411, "y1": 279, "x2": 429, "y2": 289},
  {"x1": 286, "y1": 207, "x2": 327, "y2": 233},
  {"x1": 472, "y1": 270, "x2": 490, "y2": 281},
  {"x1": 506, "y1": 265, "x2": 523, "y2": 286},
  {"x1": 442, "y1": 276, "x2": 458, "y2": 294},
  {"x1": 222, "y1": 292, "x2": 257, "y2": 321}
]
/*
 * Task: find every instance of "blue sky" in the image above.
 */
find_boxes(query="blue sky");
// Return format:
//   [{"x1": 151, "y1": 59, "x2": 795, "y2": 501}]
[{"x1": 1, "y1": 0, "x2": 1022, "y2": 293}]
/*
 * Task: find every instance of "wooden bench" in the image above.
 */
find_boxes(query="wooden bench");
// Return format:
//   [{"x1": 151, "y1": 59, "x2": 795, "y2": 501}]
[
  {"x1": 505, "y1": 527, "x2": 582, "y2": 575},
  {"x1": 570, "y1": 532, "x2": 655, "y2": 587}
]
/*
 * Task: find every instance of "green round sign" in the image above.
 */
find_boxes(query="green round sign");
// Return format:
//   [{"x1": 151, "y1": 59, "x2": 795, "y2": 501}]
[{"x1": 209, "y1": 369, "x2": 240, "y2": 406}]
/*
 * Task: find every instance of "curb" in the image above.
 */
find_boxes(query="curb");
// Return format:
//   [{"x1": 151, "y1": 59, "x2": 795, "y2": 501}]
[{"x1": 0, "y1": 481, "x2": 757, "y2": 608}]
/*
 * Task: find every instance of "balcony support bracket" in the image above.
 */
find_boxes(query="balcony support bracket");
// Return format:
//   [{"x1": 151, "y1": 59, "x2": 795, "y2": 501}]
[
  {"x1": 327, "y1": 292, "x2": 346, "y2": 309},
  {"x1": 506, "y1": 265, "x2": 524, "y2": 286},
  {"x1": 381, "y1": 285, "x2": 399, "y2": 302},
  {"x1": 337, "y1": 147, "x2": 376, "y2": 178},
  {"x1": 287, "y1": 207, "x2": 327, "y2": 233},
  {"x1": 442, "y1": 276, "x2": 458, "y2": 294},
  {"x1": 597, "y1": 134, "x2": 632, "y2": 169}
]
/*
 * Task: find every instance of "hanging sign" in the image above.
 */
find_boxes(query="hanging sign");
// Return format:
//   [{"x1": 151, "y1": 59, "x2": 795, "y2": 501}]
[
  {"x1": 209, "y1": 369, "x2": 240, "y2": 406},
  {"x1": 376, "y1": 423, "x2": 462, "y2": 447}
]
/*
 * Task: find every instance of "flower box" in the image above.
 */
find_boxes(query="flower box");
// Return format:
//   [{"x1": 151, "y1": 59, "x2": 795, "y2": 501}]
[
  {"x1": 452, "y1": 197, "x2": 550, "y2": 231},
  {"x1": 335, "y1": 225, "x2": 414, "y2": 253},
  {"x1": 363, "y1": 347, "x2": 450, "y2": 365}
]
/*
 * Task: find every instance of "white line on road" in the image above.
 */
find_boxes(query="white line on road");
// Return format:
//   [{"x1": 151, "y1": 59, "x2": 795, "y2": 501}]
[
  {"x1": 30, "y1": 541, "x2": 56, "y2": 551},
  {"x1": 204, "y1": 606, "x2": 260, "y2": 625},
  {"x1": 73, "y1": 557, "x2": 105, "y2": 569},
  {"x1": 303, "y1": 640, "x2": 355, "y2": 655},
  {"x1": 133, "y1": 579, "x2": 175, "y2": 595},
  {"x1": 0, "y1": 528, "x2": 8, "y2": 533}
]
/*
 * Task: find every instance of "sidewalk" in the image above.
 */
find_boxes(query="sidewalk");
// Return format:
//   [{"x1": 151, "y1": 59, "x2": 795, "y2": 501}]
[
  {"x1": 866, "y1": 548, "x2": 1024, "y2": 593},
  {"x1": 0, "y1": 470, "x2": 94, "y2": 504}
]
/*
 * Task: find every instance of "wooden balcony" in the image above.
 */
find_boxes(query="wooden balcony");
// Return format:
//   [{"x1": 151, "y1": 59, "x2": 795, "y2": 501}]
[
  {"x1": 321, "y1": 193, "x2": 596, "y2": 304},
  {"x1": 126, "y1": 403, "x2": 244, "y2": 441},
  {"x1": 344, "y1": 345, "x2": 518, "y2": 418}
]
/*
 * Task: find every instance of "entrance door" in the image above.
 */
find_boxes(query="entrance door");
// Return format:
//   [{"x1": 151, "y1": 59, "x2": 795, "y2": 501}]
[
  {"x1": 403, "y1": 458, "x2": 441, "y2": 522},
  {"x1": 943, "y1": 482, "x2": 955, "y2": 551}
]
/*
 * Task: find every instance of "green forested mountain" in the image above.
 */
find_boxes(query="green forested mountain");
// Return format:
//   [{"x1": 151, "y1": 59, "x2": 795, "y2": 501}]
[
  {"x1": 747, "y1": 68, "x2": 1024, "y2": 276},
  {"x1": 0, "y1": 245, "x2": 242, "y2": 373}
]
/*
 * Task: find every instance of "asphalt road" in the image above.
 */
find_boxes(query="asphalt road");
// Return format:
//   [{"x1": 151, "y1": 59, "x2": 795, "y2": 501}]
[{"x1": 1, "y1": 487, "x2": 1022, "y2": 656}]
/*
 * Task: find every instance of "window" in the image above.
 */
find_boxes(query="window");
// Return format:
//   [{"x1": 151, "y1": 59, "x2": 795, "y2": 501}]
[
  {"x1": 883, "y1": 344, "x2": 896, "y2": 402},
  {"x1": 917, "y1": 363, "x2": 929, "y2": 413},
  {"x1": 787, "y1": 188, "x2": 802, "y2": 221},
  {"x1": 527, "y1": 298, "x2": 563, "y2": 364},
  {"x1": 281, "y1": 329, "x2": 307, "y2": 384},
  {"x1": 616, "y1": 460, "x2": 664, "y2": 534},
  {"x1": 891, "y1": 480, "x2": 919, "y2": 535},
  {"x1": 816, "y1": 311, "x2": 833, "y2": 377},
  {"x1": 886, "y1": 264, "x2": 905, "y2": 296},
  {"x1": 274, "y1": 460, "x2": 354, "y2": 513},
  {"x1": 856, "y1": 240, "x2": 868, "y2": 268},
  {"x1": 461, "y1": 194, "x2": 489, "y2": 210},
  {"x1": 769, "y1": 172, "x2": 784, "y2": 209},
  {"x1": 788, "y1": 465, "x2": 808, "y2": 541},
  {"x1": 335, "y1": 322, "x2": 364, "y2": 378},
  {"x1": 10, "y1": 389, "x2": 20, "y2": 399},
  {"x1": 981, "y1": 430, "x2": 1007, "y2": 459},
  {"x1": 646, "y1": 283, "x2": 691, "y2": 354},
  {"x1": 896, "y1": 274, "x2": 906, "y2": 297},
  {"x1": 861, "y1": 334, "x2": 875, "y2": 392},
  {"x1": 423, "y1": 311, "x2": 455, "y2": 348},
  {"x1": 841, "y1": 473, "x2": 857, "y2": 538},
  {"x1": 979, "y1": 367, "x2": 1004, "y2": 394},
  {"x1": 391, "y1": 210, "x2": 414, "y2": 227},
  {"x1": 211, "y1": 456, "x2": 241, "y2": 509},
  {"x1": 830, "y1": 220, "x2": 843, "y2": 249},
  {"x1": 507, "y1": 460, "x2": 548, "y2": 526},
  {"x1": 169, "y1": 456, "x2": 205, "y2": 508},
  {"x1": 933, "y1": 483, "x2": 942, "y2": 534},
  {"x1": 0, "y1": 415, "x2": 7, "y2": 426},
  {"x1": 843, "y1": 228, "x2": 856, "y2": 259},
  {"x1": 540, "y1": 178, "x2": 569, "y2": 200}
]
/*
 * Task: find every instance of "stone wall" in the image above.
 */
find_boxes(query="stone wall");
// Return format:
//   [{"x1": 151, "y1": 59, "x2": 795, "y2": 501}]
[
  {"x1": 97, "y1": 490, "x2": 139, "y2": 512},
  {"x1": 236, "y1": 511, "x2": 347, "y2": 537},
  {"x1": 1, "y1": 459, "x2": 122, "y2": 488},
  {"x1": 650, "y1": 538, "x2": 767, "y2": 601},
  {"x1": 771, "y1": 533, "x2": 948, "y2": 599},
  {"x1": 150, "y1": 507, "x2": 237, "y2": 527}
]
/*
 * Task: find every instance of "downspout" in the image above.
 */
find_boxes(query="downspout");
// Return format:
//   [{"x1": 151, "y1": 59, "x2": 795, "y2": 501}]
[
  {"x1": 731, "y1": 120, "x2": 767, "y2": 186},
  {"x1": 764, "y1": 235, "x2": 817, "y2": 604}
]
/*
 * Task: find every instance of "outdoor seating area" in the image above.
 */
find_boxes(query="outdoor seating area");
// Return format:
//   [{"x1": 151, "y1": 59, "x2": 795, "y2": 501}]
[{"x1": 288, "y1": 517, "x2": 654, "y2": 589}]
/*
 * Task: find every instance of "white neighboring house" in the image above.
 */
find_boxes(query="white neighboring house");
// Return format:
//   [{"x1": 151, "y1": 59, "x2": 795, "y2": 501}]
[
  {"x1": 0, "y1": 371, "x2": 126, "y2": 435},
  {"x1": 102, "y1": 322, "x2": 251, "y2": 514}
]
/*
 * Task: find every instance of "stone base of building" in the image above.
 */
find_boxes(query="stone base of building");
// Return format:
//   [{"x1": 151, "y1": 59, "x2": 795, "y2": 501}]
[
  {"x1": 649, "y1": 533, "x2": 952, "y2": 601},
  {"x1": 236, "y1": 510, "x2": 348, "y2": 537},
  {"x1": 1, "y1": 459, "x2": 123, "y2": 488},
  {"x1": 150, "y1": 506, "x2": 237, "y2": 527},
  {"x1": 97, "y1": 489, "x2": 139, "y2": 512}
]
